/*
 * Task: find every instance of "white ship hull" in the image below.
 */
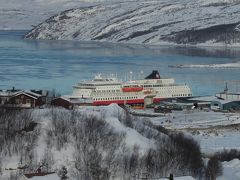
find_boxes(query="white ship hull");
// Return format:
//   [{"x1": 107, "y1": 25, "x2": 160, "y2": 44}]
[{"x1": 71, "y1": 71, "x2": 192, "y2": 106}]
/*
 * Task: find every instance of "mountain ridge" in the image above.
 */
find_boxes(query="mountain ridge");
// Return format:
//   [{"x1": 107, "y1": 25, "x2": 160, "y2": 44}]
[{"x1": 25, "y1": 0, "x2": 240, "y2": 46}]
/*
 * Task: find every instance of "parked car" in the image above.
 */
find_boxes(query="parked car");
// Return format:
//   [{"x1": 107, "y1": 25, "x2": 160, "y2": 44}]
[{"x1": 154, "y1": 105, "x2": 172, "y2": 113}]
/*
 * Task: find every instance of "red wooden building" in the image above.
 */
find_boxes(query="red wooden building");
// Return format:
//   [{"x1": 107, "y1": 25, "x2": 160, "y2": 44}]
[
  {"x1": 5, "y1": 90, "x2": 46, "y2": 108},
  {"x1": 51, "y1": 96, "x2": 93, "y2": 109}
]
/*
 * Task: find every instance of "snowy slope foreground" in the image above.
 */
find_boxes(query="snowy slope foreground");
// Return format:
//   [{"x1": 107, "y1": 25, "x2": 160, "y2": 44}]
[
  {"x1": 218, "y1": 159, "x2": 240, "y2": 180},
  {"x1": 25, "y1": 0, "x2": 240, "y2": 46},
  {"x1": 2, "y1": 105, "x2": 202, "y2": 179}
]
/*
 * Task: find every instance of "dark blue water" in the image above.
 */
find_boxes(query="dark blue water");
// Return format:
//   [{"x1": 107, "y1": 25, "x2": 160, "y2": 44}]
[{"x1": 1, "y1": 30, "x2": 240, "y2": 96}]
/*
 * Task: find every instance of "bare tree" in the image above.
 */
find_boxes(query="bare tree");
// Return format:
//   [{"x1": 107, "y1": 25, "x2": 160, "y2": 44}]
[
  {"x1": 73, "y1": 115, "x2": 125, "y2": 180},
  {"x1": 41, "y1": 148, "x2": 55, "y2": 173}
]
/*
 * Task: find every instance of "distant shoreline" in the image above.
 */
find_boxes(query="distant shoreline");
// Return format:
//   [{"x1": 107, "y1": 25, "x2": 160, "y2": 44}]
[{"x1": 169, "y1": 62, "x2": 240, "y2": 69}]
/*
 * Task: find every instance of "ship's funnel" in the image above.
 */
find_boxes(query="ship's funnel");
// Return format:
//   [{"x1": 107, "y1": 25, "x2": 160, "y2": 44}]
[{"x1": 145, "y1": 70, "x2": 161, "y2": 79}]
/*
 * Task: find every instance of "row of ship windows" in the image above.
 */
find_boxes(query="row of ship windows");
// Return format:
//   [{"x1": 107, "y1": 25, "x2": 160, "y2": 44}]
[
  {"x1": 95, "y1": 90, "x2": 121, "y2": 92},
  {"x1": 142, "y1": 84, "x2": 187, "y2": 88},
  {"x1": 93, "y1": 94, "x2": 191, "y2": 101},
  {"x1": 81, "y1": 84, "x2": 120, "y2": 86},
  {"x1": 155, "y1": 86, "x2": 188, "y2": 89},
  {"x1": 93, "y1": 96, "x2": 138, "y2": 101},
  {"x1": 94, "y1": 88, "x2": 188, "y2": 93},
  {"x1": 173, "y1": 94, "x2": 191, "y2": 97},
  {"x1": 166, "y1": 90, "x2": 190, "y2": 93}
]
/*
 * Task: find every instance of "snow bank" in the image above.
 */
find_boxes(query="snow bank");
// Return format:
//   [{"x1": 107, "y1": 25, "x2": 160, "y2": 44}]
[
  {"x1": 218, "y1": 159, "x2": 240, "y2": 180},
  {"x1": 103, "y1": 104, "x2": 155, "y2": 153}
]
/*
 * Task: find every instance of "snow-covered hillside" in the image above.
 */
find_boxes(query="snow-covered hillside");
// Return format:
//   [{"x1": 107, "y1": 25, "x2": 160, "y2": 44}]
[
  {"x1": 0, "y1": 104, "x2": 205, "y2": 179},
  {"x1": 0, "y1": 0, "x2": 108, "y2": 30},
  {"x1": 0, "y1": 0, "x2": 134, "y2": 30},
  {"x1": 25, "y1": 0, "x2": 240, "y2": 46},
  {"x1": 2, "y1": 105, "x2": 240, "y2": 179}
]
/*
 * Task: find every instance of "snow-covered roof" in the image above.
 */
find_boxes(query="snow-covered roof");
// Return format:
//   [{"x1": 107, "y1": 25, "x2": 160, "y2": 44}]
[
  {"x1": 24, "y1": 90, "x2": 42, "y2": 97},
  {"x1": 211, "y1": 99, "x2": 240, "y2": 105},
  {"x1": 189, "y1": 96, "x2": 219, "y2": 102},
  {"x1": 21, "y1": 173, "x2": 60, "y2": 180},
  {"x1": 54, "y1": 96, "x2": 93, "y2": 104},
  {"x1": 12, "y1": 90, "x2": 42, "y2": 99}
]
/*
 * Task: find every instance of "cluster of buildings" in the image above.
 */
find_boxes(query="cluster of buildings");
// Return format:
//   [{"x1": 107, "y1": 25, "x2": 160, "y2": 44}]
[
  {"x1": 0, "y1": 87, "x2": 92, "y2": 109},
  {"x1": 158, "y1": 86, "x2": 240, "y2": 112}
]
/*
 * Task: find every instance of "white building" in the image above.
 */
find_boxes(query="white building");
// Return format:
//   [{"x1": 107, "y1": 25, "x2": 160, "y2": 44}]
[
  {"x1": 215, "y1": 83, "x2": 240, "y2": 101},
  {"x1": 216, "y1": 92, "x2": 240, "y2": 101}
]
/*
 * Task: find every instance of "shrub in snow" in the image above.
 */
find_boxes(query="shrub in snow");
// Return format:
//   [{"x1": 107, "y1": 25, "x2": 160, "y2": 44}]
[
  {"x1": 73, "y1": 115, "x2": 126, "y2": 180},
  {"x1": 214, "y1": 149, "x2": 240, "y2": 162},
  {"x1": 58, "y1": 166, "x2": 68, "y2": 180},
  {"x1": 206, "y1": 156, "x2": 223, "y2": 180},
  {"x1": 169, "y1": 132, "x2": 204, "y2": 176}
]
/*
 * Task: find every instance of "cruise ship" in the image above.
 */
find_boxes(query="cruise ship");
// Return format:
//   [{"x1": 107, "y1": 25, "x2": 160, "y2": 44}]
[{"x1": 71, "y1": 71, "x2": 192, "y2": 106}]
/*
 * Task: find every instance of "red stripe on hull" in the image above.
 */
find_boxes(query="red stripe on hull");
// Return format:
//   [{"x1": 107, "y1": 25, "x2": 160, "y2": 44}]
[{"x1": 92, "y1": 98, "x2": 162, "y2": 106}]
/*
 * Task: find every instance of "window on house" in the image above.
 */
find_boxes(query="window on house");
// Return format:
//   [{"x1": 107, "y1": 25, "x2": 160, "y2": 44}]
[{"x1": 26, "y1": 99, "x2": 31, "y2": 104}]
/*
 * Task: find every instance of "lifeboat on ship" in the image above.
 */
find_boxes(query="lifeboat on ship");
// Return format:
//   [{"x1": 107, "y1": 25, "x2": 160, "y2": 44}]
[{"x1": 122, "y1": 86, "x2": 143, "y2": 92}]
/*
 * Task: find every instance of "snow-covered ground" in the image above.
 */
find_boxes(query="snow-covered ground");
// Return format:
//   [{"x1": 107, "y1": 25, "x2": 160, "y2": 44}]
[
  {"x1": 1, "y1": 105, "x2": 240, "y2": 179},
  {"x1": 151, "y1": 110, "x2": 240, "y2": 130},
  {"x1": 135, "y1": 109, "x2": 240, "y2": 154},
  {"x1": 149, "y1": 108, "x2": 240, "y2": 179},
  {"x1": 218, "y1": 159, "x2": 240, "y2": 180},
  {"x1": 1, "y1": 104, "x2": 156, "y2": 179}
]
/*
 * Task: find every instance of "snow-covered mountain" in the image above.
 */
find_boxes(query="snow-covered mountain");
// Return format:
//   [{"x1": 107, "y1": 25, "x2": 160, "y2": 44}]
[
  {"x1": 24, "y1": 0, "x2": 240, "y2": 46},
  {"x1": 0, "y1": 0, "x2": 118, "y2": 30}
]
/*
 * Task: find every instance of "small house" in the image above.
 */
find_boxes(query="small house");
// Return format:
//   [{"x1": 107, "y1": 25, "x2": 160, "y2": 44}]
[
  {"x1": 0, "y1": 91, "x2": 12, "y2": 105},
  {"x1": 216, "y1": 92, "x2": 240, "y2": 101},
  {"x1": 0, "y1": 87, "x2": 20, "y2": 105},
  {"x1": 0, "y1": 89, "x2": 47, "y2": 109},
  {"x1": 8, "y1": 90, "x2": 45, "y2": 108},
  {"x1": 211, "y1": 100, "x2": 240, "y2": 111},
  {"x1": 215, "y1": 83, "x2": 240, "y2": 101},
  {"x1": 51, "y1": 96, "x2": 93, "y2": 109}
]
